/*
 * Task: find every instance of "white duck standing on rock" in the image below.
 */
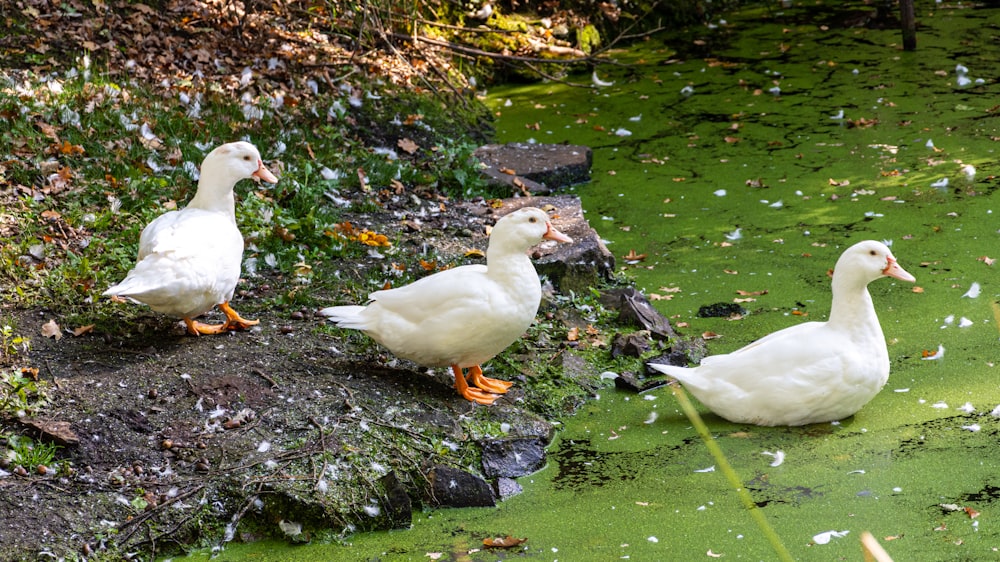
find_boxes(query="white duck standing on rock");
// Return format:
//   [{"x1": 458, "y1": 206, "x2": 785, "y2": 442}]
[
  {"x1": 104, "y1": 141, "x2": 278, "y2": 335},
  {"x1": 319, "y1": 207, "x2": 573, "y2": 405},
  {"x1": 648, "y1": 240, "x2": 915, "y2": 426}
]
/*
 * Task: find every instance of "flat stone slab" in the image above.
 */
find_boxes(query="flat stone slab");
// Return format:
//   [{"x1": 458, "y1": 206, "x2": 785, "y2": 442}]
[{"x1": 475, "y1": 142, "x2": 593, "y2": 195}]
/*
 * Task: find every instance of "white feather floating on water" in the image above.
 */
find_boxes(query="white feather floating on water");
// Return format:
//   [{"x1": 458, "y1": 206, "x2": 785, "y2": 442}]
[
  {"x1": 962, "y1": 282, "x2": 981, "y2": 298},
  {"x1": 921, "y1": 344, "x2": 945, "y2": 361},
  {"x1": 813, "y1": 530, "x2": 850, "y2": 545},
  {"x1": 592, "y1": 71, "x2": 614, "y2": 87},
  {"x1": 761, "y1": 450, "x2": 785, "y2": 467}
]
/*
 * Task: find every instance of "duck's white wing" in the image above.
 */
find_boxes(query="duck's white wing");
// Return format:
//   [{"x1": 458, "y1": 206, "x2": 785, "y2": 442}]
[
  {"x1": 367, "y1": 265, "x2": 489, "y2": 318},
  {"x1": 105, "y1": 209, "x2": 243, "y2": 317}
]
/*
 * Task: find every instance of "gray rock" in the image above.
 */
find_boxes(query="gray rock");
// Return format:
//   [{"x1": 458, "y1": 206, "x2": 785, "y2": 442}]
[
  {"x1": 601, "y1": 287, "x2": 677, "y2": 341},
  {"x1": 480, "y1": 437, "x2": 547, "y2": 479},
  {"x1": 611, "y1": 331, "x2": 652, "y2": 358},
  {"x1": 427, "y1": 465, "x2": 495, "y2": 508},
  {"x1": 614, "y1": 371, "x2": 669, "y2": 393},
  {"x1": 475, "y1": 142, "x2": 592, "y2": 195},
  {"x1": 495, "y1": 477, "x2": 523, "y2": 500}
]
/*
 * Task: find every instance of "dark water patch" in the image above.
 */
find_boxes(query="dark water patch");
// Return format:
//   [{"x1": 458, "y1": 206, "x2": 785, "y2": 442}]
[
  {"x1": 549, "y1": 437, "x2": 687, "y2": 491},
  {"x1": 746, "y1": 472, "x2": 826, "y2": 508},
  {"x1": 957, "y1": 482, "x2": 1000, "y2": 504},
  {"x1": 892, "y1": 414, "x2": 998, "y2": 459}
]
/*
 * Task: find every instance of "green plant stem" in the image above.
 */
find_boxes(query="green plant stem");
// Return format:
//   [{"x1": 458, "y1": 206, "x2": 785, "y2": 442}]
[{"x1": 670, "y1": 384, "x2": 795, "y2": 562}]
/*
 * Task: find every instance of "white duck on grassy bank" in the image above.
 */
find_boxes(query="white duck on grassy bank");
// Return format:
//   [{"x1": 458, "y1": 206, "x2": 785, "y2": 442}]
[
  {"x1": 319, "y1": 207, "x2": 573, "y2": 405},
  {"x1": 649, "y1": 240, "x2": 915, "y2": 426},
  {"x1": 104, "y1": 141, "x2": 277, "y2": 335}
]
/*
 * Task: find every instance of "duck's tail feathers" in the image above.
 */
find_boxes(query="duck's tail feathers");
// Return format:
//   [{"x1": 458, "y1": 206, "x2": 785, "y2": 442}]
[
  {"x1": 317, "y1": 305, "x2": 367, "y2": 329},
  {"x1": 103, "y1": 276, "x2": 151, "y2": 298},
  {"x1": 647, "y1": 362, "x2": 696, "y2": 385}
]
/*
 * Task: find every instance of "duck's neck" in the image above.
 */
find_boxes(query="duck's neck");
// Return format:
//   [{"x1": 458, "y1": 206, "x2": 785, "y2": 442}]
[
  {"x1": 827, "y1": 276, "x2": 878, "y2": 332},
  {"x1": 188, "y1": 175, "x2": 238, "y2": 222},
  {"x1": 486, "y1": 247, "x2": 539, "y2": 287}
]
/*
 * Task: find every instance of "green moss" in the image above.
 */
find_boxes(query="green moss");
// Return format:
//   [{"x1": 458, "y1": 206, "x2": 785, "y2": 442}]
[{"x1": 576, "y1": 24, "x2": 601, "y2": 54}]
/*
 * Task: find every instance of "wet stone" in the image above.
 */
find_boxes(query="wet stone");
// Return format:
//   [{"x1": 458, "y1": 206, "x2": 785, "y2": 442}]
[
  {"x1": 379, "y1": 471, "x2": 412, "y2": 529},
  {"x1": 614, "y1": 371, "x2": 668, "y2": 393},
  {"x1": 611, "y1": 331, "x2": 652, "y2": 359},
  {"x1": 428, "y1": 465, "x2": 495, "y2": 508},
  {"x1": 480, "y1": 437, "x2": 547, "y2": 479},
  {"x1": 697, "y1": 302, "x2": 747, "y2": 318},
  {"x1": 602, "y1": 287, "x2": 678, "y2": 341}
]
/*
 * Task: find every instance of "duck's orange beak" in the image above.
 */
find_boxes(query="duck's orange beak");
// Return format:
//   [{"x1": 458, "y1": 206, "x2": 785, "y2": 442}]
[
  {"x1": 254, "y1": 159, "x2": 279, "y2": 184},
  {"x1": 544, "y1": 222, "x2": 573, "y2": 243},
  {"x1": 883, "y1": 257, "x2": 916, "y2": 282}
]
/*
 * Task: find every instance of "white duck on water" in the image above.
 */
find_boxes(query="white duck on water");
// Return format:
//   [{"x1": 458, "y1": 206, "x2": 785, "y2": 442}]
[
  {"x1": 648, "y1": 240, "x2": 915, "y2": 426},
  {"x1": 104, "y1": 141, "x2": 278, "y2": 335},
  {"x1": 319, "y1": 207, "x2": 573, "y2": 405}
]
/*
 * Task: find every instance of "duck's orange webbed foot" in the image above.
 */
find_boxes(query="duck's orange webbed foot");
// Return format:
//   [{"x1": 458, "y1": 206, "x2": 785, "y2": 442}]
[
  {"x1": 466, "y1": 365, "x2": 513, "y2": 394},
  {"x1": 219, "y1": 301, "x2": 259, "y2": 331},
  {"x1": 183, "y1": 318, "x2": 228, "y2": 336},
  {"x1": 452, "y1": 365, "x2": 499, "y2": 405}
]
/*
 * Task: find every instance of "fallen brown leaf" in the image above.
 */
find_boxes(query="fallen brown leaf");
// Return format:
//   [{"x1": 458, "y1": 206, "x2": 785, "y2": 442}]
[
  {"x1": 566, "y1": 326, "x2": 580, "y2": 342},
  {"x1": 72, "y1": 324, "x2": 95, "y2": 337},
  {"x1": 41, "y1": 319, "x2": 62, "y2": 340},
  {"x1": 623, "y1": 250, "x2": 646, "y2": 262},
  {"x1": 483, "y1": 536, "x2": 527, "y2": 548},
  {"x1": 702, "y1": 331, "x2": 721, "y2": 340}
]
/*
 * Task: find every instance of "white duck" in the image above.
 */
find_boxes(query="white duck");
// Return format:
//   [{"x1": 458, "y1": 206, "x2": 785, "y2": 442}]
[
  {"x1": 104, "y1": 141, "x2": 278, "y2": 335},
  {"x1": 319, "y1": 207, "x2": 573, "y2": 405},
  {"x1": 648, "y1": 240, "x2": 915, "y2": 426}
]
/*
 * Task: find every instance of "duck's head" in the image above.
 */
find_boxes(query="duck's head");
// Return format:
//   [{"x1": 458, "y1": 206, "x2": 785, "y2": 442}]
[
  {"x1": 489, "y1": 207, "x2": 573, "y2": 253},
  {"x1": 189, "y1": 142, "x2": 278, "y2": 213},
  {"x1": 835, "y1": 240, "x2": 916, "y2": 284},
  {"x1": 201, "y1": 141, "x2": 278, "y2": 187}
]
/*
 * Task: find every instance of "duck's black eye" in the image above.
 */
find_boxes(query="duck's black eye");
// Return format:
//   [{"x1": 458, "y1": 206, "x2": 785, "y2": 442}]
[
  {"x1": 869, "y1": 250, "x2": 877, "y2": 256},
  {"x1": 529, "y1": 217, "x2": 537, "y2": 223},
  {"x1": 243, "y1": 155, "x2": 252, "y2": 161}
]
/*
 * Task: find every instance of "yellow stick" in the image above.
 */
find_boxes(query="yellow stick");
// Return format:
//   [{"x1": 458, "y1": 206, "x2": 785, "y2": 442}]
[{"x1": 671, "y1": 384, "x2": 795, "y2": 562}]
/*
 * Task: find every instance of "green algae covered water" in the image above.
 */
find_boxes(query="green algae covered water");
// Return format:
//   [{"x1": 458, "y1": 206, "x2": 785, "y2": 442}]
[{"x1": 178, "y1": 3, "x2": 1000, "y2": 560}]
